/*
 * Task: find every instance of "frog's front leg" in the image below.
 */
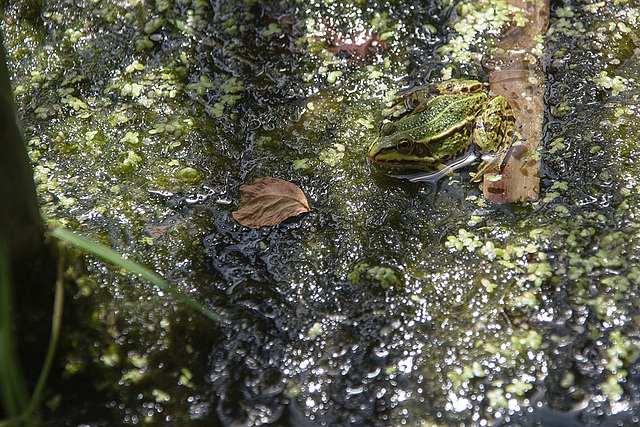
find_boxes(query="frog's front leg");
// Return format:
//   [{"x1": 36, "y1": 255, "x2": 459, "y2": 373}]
[{"x1": 473, "y1": 96, "x2": 516, "y2": 153}]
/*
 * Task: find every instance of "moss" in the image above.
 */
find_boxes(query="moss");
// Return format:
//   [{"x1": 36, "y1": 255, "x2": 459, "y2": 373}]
[
  {"x1": 348, "y1": 262, "x2": 401, "y2": 289},
  {"x1": 437, "y1": 0, "x2": 528, "y2": 65},
  {"x1": 176, "y1": 167, "x2": 201, "y2": 182}
]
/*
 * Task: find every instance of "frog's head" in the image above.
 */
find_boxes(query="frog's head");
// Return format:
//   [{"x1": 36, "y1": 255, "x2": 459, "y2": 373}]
[
  {"x1": 368, "y1": 87, "x2": 488, "y2": 170},
  {"x1": 367, "y1": 122, "x2": 437, "y2": 168}
]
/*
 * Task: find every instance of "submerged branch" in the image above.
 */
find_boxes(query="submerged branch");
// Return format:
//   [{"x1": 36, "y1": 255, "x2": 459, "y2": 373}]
[{"x1": 482, "y1": 0, "x2": 550, "y2": 203}]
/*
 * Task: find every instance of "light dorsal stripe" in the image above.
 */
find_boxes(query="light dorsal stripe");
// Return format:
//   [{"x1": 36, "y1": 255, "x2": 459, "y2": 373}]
[{"x1": 398, "y1": 94, "x2": 484, "y2": 137}]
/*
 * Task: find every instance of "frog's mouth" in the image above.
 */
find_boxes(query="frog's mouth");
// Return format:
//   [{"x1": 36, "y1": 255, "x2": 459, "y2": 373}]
[
  {"x1": 368, "y1": 150, "x2": 438, "y2": 169},
  {"x1": 369, "y1": 147, "x2": 479, "y2": 182}
]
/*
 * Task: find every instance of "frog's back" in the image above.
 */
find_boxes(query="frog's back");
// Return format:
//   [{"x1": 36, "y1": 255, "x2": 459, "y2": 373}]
[{"x1": 400, "y1": 93, "x2": 486, "y2": 141}]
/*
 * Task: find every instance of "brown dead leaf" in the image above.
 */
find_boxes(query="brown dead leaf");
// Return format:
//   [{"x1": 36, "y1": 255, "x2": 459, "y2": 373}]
[
  {"x1": 318, "y1": 20, "x2": 388, "y2": 65},
  {"x1": 232, "y1": 177, "x2": 310, "y2": 228},
  {"x1": 146, "y1": 224, "x2": 172, "y2": 239},
  {"x1": 326, "y1": 30, "x2": 387, "y2": 64}
]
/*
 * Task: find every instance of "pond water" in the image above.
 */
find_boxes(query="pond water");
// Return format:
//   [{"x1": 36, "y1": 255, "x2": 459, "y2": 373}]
[{"x1": 3, "y1": 0, "x2": 640, "y2": 425}]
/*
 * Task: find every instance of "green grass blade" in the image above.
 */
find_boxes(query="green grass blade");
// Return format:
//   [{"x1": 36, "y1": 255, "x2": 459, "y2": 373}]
[
  {"x1": 50, "y1": 227, "x2": 223, "y2": 324},
  {"x1": 25, "y1": 254, "x2": 65, "y2": 416}
]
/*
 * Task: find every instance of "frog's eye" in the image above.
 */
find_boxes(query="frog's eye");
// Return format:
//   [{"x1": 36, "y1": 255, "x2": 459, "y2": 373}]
[
  {"x1": 396, "y1": 138, "x2": 414, "y2": 154},
  {"x1": 407, "y1": 98, "x2": 421, "y2": 109},
  {"x1": 381, "y1": 122, "x2": 396, "y2": 135}
]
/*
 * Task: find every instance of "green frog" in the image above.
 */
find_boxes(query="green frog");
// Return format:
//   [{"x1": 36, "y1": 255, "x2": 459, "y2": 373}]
[{"x1": 367, "y1": 79, "x2": 516, "y2": 181}]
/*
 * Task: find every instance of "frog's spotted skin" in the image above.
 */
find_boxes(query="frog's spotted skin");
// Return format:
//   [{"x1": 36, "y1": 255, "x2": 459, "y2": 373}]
[
  {"x1": 368, "y1": 79, "x2": 516, "y2": 177},
  {"x1": 474, "y1": 95, "x2": 516, "y2": 153}
]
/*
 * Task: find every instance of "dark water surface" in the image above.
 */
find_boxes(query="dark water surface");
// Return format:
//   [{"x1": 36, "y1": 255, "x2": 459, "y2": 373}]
[{"x1": 3, "y1": 0, "x2": 640, "y2": 425}]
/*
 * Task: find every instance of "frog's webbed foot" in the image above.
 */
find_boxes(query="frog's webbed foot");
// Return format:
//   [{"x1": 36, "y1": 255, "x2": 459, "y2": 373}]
[{"x1": 470, "y1": 148, "x2": 511, "y2": 183}]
